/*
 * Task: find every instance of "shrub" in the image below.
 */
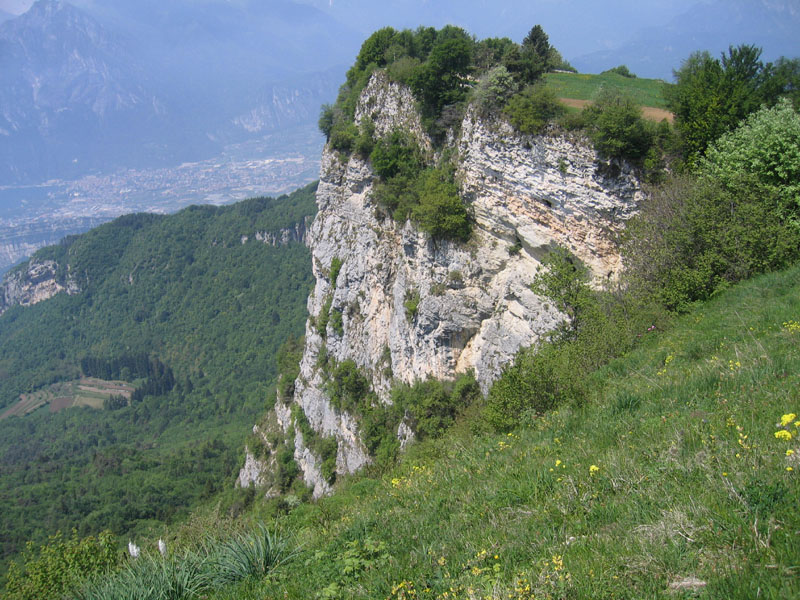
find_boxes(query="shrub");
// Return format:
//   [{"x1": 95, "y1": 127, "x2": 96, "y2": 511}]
[
  {"x1": 603, "y1": 65, "x2": 636, "y2": 78},
  {"x1": 623, "y1": 175, "x2": 800, "y2": 311},
  {"x1": 403, "y1": 289, "x2": 420, "y2": 320},
  {"x1": 503, "y1": 83, "x2": 565, "y2": 135},
  {"x1": 327, "y1": 360, "x2": 371, "y2": 414},
  {"x1": 329, "y1": 257, "x2": 343, "y2": 289},
  {"x1": 354, "y1": 119, "x2": 376, "y2": 159},
  {"x1": 329, "y1": 121, "x2": 360, "y2": 153},
  {"x1": 276, "y1": 336, "x2": 304, "y2": 401},
  {"x1": 5, "y1": 530, "x2": 118, "y2": 600},
  {"x1": 317, "y1": 295, "x2": 332, "y2": 336},
  {"x1": 391, "y1": 372, "x2": 480, "y2": 440},
  {"x1": 484, "y1": 342, "x2": 586, "y2": 432},
  {"x1": 370, "y1": 129, "x2": 423, "y2": 180},
  {"x1": 530, "y1": 246, "x2": 595, "y2": 341},
  {"x1": 472, "y1": 65, "x2": 518, "y2": 115},
  {"x1": 699, "y1": 98, "x2": 800, "y2": 221},
  {"x1": 583, "y1": 89, "x2": 653, "y2": 161},
  {"x1": 411, "y1": 169, "x2": 471, "y2": 242},
  {"x1": 329, "y1": 309, "x2": 344, "y2": 337}
]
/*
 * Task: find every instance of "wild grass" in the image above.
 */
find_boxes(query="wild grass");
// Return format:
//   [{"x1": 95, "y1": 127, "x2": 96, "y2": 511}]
[
  {"x1": 544, "y1": 71, "x2": 670, "y2": 109},
  {"x1": 203, "y1": 263, "x2": 800, "y2": 599},
  {"x1": 70, "y1": 523, "x2": 296, "y2": 600}
]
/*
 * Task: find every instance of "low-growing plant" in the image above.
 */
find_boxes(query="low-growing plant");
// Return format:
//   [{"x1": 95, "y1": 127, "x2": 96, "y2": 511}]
[
  {"x1": 583, "y1": 88, "x2": 654, "y2": 162},
  {"x1": 75, "y1": 551, "x2": 209, "y2": 600},
  {"x1": 5, "y1": 530, "x2": 118, "y2": 600},
  {"x1": 403, "y1": 289, "x2": 421, "y2": 320},
  {"x1": 503, "y1": 83, "x2": 565, "y2": 135},
  {"x1": 211, "y1": 524, "x2": 296, "y2": 585}
]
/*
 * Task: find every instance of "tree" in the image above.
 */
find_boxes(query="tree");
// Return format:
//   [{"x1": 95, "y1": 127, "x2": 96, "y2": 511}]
[
  {"x1": 584, "y1": 89, "x2": 653, "y2": 161},
  {"x1": 666, "y1": 45, "x2": 783, "y2": 166},
  {"x1": 510, "y1": 25, "x2": 551, "y2": 84},
  {"x1": 699, "y1": 98, "x2": 800, "y2": 221},
  {"x1": 531, "y1": 246, "x2": 595, "y2": 341}
]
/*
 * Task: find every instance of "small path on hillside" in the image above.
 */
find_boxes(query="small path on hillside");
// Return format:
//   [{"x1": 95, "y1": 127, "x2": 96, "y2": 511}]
[{"x1": 558, "y1": 97, "x2": 674, "y2": 123}]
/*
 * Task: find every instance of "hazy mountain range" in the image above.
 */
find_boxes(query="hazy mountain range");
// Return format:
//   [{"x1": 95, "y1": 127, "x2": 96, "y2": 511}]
[
  {"x1": 0, "y1": 0, "x2": 358, "y2": 184},
  {"x1": 0, "y1": 0, "x2": 796, "y2": 275},
  {"x1": 2, "y1": 0, "x2": 796, "y2": 187}
]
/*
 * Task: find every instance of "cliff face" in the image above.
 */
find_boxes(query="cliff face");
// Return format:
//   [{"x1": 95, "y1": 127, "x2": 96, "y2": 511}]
[
  {"x1": 0, "y1": 259, "x2": 78, "y2": 316},
  {"x1": 242, "y1": 72, "x2": 643, "y2": 498}
]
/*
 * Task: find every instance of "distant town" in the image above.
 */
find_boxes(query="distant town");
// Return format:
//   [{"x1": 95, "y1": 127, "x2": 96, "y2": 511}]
[{"x1": 0, "y1": 137, "x2": 323, "y2": 274}]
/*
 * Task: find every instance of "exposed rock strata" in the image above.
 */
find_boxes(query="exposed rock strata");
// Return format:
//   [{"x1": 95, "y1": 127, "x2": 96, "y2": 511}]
[
  {"x1": 0, "y1": 259, "x2": 78, "y2": 316},
  {"x1": 257, "y1": 72, "x2": 643, "y2": 497}
]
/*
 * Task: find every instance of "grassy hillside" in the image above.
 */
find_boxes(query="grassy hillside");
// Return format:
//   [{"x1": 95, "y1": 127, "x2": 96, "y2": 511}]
[
  {"x1": 199, "y1": 262, "x2": 799, "y2": 599},
  {"x1": 0, "y1": 184, "x2": 316, "y2": 571},
  {"x1": 544, "y1": 71, "x2": 670, "y2": 109}
]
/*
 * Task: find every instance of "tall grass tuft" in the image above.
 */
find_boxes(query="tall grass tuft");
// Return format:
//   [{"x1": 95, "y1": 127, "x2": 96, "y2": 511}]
[
  {"x1": 74, "y1": 552, "x2": 210, "y2": 600},
  {"x1": 211, "y1": 523, "x2": 296, "y2": 586}
]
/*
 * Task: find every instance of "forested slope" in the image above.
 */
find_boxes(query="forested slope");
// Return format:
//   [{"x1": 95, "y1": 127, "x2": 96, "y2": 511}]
[{"x1": 0, "y1": 183, "x2": 316, "y2": 569}]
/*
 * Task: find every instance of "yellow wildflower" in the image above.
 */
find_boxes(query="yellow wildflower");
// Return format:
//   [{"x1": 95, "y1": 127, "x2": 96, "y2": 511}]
[
  {"x1": 589, "y1": 464, "x2": 600, "y2": 475},
  {"x1": 780, "y1": 413, "x2": 797, "y2": 427},
  {"x1": 775, "y1": 430, "x2": 793, "y2": 441},
  {"x1": 787, "y1": 449, "x2": 795, "y2": 456}
]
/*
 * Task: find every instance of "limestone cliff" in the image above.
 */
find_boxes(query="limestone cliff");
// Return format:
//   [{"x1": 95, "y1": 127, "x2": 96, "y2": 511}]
[
  {"x1": 0, "y1": 258, "x2": 78, "y2": 316},
  {"x1": 241, "y1": 72, "x2": 643, "y2": 498}
]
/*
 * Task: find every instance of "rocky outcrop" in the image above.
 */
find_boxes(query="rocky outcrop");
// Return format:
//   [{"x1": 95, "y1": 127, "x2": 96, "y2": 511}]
[
  {"x1": 253, "y1": 218, "x2": 309, "y2": 246},
  {"x1": 256, "y1": 72, "x2": 644, "y2": 497},
  {"x1": 0, "y1": 258, "x2": 78, "y2": 316}
]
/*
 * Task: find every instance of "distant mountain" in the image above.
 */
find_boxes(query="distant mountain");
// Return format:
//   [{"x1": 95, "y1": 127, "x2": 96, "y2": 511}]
[
  {"x1": 0, "y1": 0, "x2": 360, "y2": 185},
  {"x1": 0, "y1": 0, "x2": 186, "y2": 182},
  {"x1": 572, "y1": 0, "x2": 800, "y2": 79}
]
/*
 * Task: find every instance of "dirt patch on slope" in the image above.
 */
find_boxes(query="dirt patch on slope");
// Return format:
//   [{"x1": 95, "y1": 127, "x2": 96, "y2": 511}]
[{"x1": 558, "y1": 98, "x2": 674, "y2": 123}]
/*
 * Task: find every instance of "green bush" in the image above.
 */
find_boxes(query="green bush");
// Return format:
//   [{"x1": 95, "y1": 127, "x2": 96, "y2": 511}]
[
  {"x1": 329, "y1": 257, "x2": 343, "y2": 289},
  {"x1": 4, "y1": 531, "x2": 118, "y2": 600},
  {"x1": 391, "y1": 373, "x2": 480, "y2": 440},
  {"x1": 603, "y1": 65, "x2": 636, "y2": 78},
  {"x1": 699, "y1": 98, "x2": 800, "y2": 221},
  {"x1": 276, "y1": 336, "x2": 304, "y2": 402},
  {"x1": 327, "y1": 360, "x2": 372, "y2": 414},
  {"x1": 623, "y1": 175, "x2": 800, "y2": 312},
  {"x1": 472, "y1": 65, "x2": 518, "y2": 115},
  {"x1": 484, "y1": 343, "x2": 585, "y2": 432},
  {"x1": 583, "y1": 89, "x2": 653, "y2": 161},
  {"x1": 329, "y1": 309, "x2": 344, "y2": 337},
  {"x1": 329, "y1": 121, "x2": 360, "y2": 153},
  {"x1": 503, "y1": 83, "x2": 565, "y2": 134},
  {"x1": 411, "y1": 169, "x2": 471, "y2": 242},
  {"x1": 317, "y1": 296, "x2": 332, "y2": 335},
  {"x1": 403, "y1": 289, "x2": 420, "y2": 320},
  {"x1": 370, "y1": 130, "x2": 423, "y2": 180}
]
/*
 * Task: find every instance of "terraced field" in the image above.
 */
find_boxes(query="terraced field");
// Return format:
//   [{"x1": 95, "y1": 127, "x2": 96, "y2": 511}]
[{"x1": 0, "y1": 377, "x2": 134, "y2": 419}]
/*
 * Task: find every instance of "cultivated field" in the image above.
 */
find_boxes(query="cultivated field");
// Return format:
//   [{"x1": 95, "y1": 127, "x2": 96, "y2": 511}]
[{"x1": 0, "y1": 377, "x2": 134, "y2": 419}]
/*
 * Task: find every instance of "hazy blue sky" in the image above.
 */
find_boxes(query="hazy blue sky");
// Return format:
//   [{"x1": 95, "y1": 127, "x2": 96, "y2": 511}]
[{"x1": 4, "y1": 1, "x2": 797, "y2": 78}]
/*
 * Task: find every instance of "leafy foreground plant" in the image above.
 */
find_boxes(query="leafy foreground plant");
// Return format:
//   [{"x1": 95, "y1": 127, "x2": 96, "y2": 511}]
[
  {"x1": 70, "y1": 523, "x2": 295, "y2": 600},
  {"x1": 210, "y1": 523, "x2": 297, "y2": 586},
  {"x1": 75, "y1": 552, "x2": 209, "y2": 600}
]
